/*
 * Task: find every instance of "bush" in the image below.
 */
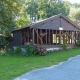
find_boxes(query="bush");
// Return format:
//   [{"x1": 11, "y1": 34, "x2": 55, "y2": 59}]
[
  {"x1": 76, "y1": 38, "x2": 80, "y2": 47},
  {"x1": 62, "y1": 41, "x2": 67, "y2": 50},
  {"x1": 25, "y1": 42, "x2": 47, "y2": 56},
  {"x1": 0, "y1": 35, "x2": 7, "y2": 49},
  {"x1": 62, "y1": 36, "x2": 67, "y2": 50},
  {"x1": 35, "y1": 44, "x2": 46, "y2": 56},
  {"x1": 14, "y1": 46, "x2": 22, "y2": 55},
  {"x1": 25, "y1": 42, "x2": 37, "y2": 56}
]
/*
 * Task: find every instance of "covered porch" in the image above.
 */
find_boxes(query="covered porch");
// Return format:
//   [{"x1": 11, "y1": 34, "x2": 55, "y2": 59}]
[{"x1": 21, "y1": 28, "x2": 79, "y2": 48}]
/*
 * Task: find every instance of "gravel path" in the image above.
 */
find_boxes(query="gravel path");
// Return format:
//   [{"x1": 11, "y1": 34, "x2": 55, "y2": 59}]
[{"x1": 14, "y1": 55, "x2": 80, "y2": 80}]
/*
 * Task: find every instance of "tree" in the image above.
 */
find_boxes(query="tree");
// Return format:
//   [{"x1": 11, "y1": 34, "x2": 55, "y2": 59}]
[
  {"x1": 16, "y1": 14, "x2": 31, "y2": 28},
  {"x1": 24, "y1": 0, "x2": 38, "y2": 21},
  {"x1": 0, "y1": 0, "x2": 24, "y2": 47},
  {"x1": 69, "y1": 8, "x2": 80, "y2": 25},
  {"x1": 0, "y1": 0, "x2": 24, "y2": 34},
  {"x1": 25, "y1": 0, "x2": 70, "y2": 20}
]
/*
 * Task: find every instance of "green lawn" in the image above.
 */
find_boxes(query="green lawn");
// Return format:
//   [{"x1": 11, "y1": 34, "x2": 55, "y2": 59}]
[{"x1": 0, "y1": 48, "x2": 80, "y2": 80}]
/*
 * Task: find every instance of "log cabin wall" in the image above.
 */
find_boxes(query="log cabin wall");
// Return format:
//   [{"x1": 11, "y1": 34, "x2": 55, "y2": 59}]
[{"x1": 13, "y1": 31, "x2": 22, "y2": 46}]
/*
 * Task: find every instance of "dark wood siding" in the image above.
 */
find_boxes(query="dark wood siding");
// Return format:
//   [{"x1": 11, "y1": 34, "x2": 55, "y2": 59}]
[
  {"x1": 61, "y1": 18, "x2": 79, "y2": 31},
  {"x1": 13, "y1": 31, "x2": 21, "y2": 46}
]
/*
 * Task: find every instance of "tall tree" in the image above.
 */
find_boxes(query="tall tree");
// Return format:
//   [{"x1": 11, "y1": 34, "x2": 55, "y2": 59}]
[
  {"x1": 0, "y1": 0, "x2": 24, "y2": 35},
  {"x1": 16, "y1": 14, "x2": 31, "y2": 28},
  {"x1": 69, "y1": 8, "x2": 80, "y2": 25},
  {"x1": 0, "y1": 0, "x2": 24, "y2": 47},
  {"x1": 25, "y1": 0, "x2": 70, "y2": 20}
]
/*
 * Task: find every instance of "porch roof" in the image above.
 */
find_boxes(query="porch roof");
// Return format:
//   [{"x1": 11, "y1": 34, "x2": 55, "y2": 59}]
[{"x1": 12, "y1": 13, "x2": 80, "y2": 32}]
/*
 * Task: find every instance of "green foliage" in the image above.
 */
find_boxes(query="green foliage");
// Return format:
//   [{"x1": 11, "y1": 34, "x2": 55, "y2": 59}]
[
  {"x1": 0, "y1": 0, "x2": 24, "y2": 40},
  {"x1": 0, "y1": 0, "x2": 24, "y2": 49},
  {"x1": 62, "y1": 36, "x2": 67, "y2": 50},
  {"x1": 24, "y1": 0, "x2": 70, "y2": 20},
  {"x1": 0, "y1": 35, "x2": 7, "y2": 49},
  {"x1": 14, "y1": 46, "x2": 22, "y2": 55},
  {"x1": 35, "y1": 44, "x2": 46, "y2": 56},
  {"x1": 5, "y1": 32, "x2": 13, "y2": 42},
  {"x1": 25, "y1": 42, "x2": 37, "y2": 56},
  {"x1": 76, "y1": 38, "x2": 80, "y2": 47},
  {"x1": 16, "y1": 14, "x2": 31, "y2": 28},
  {"x1": 25, "y1": 42, "x2": 47, "y2": 56},
  {"x1": 68, "y1": 4, "x2": 80, "y2": 26}
]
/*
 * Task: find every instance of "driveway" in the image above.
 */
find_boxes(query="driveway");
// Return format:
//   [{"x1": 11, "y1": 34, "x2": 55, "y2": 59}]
[{"x1": 14, "y1": 55, "x2": 80, "y2": 80}]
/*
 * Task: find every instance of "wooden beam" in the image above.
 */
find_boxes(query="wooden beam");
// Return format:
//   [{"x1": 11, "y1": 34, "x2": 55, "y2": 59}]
[
  {"x1": 37, "y1": 29, "x2": 38, "y2": 44},
  {"x1": 52, "y1": 30, "x2": 54, "y2": 44},
  {"x1": 71, "y1": 31, "x2": 72, "y2": 44},
  {"x1": 49, "y1": 29, "x2": 50, "y2": 44},
  {"x1": 68, "y1": 31, "x2": 70, "y2": 44},
  {"x1": 75, "y1": 31, "x2": 76, "y2": 44},
  {"x1": 34, "y1": 29, "x2": 43, "y2": 45},
  {"x1": 59, "y1": 30, "x2": 61, "y2": 44},
  {"x1": 51, "y1": 30, "x2": 52, "y2": 45},
  {"x1": 24, "y1": 31, "x2": 26, "y2": 44},
  {"x1": 27, "y1": 29, "x2": 29, "y2": 42},
  {"x1": 33, "y1": 29, "x2": 34, "y2": 44},
  {"x1": 56, "y1": 30, "x2": 57, "y2": 45},
  {"x1": 40, "y1": 29, "x2": 42, "y2": 45},
  {"x1": 46, "y1": 29, "x2": 47, "y2": 45}
]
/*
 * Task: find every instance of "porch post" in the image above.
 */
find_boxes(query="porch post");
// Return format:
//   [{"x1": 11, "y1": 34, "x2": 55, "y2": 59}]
[
  {"x1": 49, "y1": 29, "x2": 50, "y2": 44},
  {"x1": 33, "y1": 28, "x2": 34, "y2": 44},
  {"x1": 46, "y1": 29, "x2": 47, "y2": 45},
  {"x1": 75, "y1": 31, "x2": 76, "y2": 44},
  {"x1": 28, "y1": 29, "x2": 29, "y2": 42},
  {"x1": 56, "y1": 30, "x2": 57, "y2": 45},
  {"x1": 68, "y1": 31, "x2": 70, "y2": 44},
  {"x1": 71, "y1": 31, "x2": 72, "y2": 44},
  {"x1": 52, "y1": 30, "x2": 54, "y2": 44},
  {"x1": 59, "y1": 30, "x2": 61, "y2": 44},
  {"x1": 24, "y1": 31, "x2": 26, "y2": 44},
  {"x1": 37, "y1": 29, "x2": 39, "y2": 44}
]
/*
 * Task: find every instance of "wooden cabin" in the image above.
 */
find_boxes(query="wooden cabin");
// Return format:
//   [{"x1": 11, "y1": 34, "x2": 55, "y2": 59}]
[{"x1": 12, "y1": 13, "x2": 80, "y2": 48}]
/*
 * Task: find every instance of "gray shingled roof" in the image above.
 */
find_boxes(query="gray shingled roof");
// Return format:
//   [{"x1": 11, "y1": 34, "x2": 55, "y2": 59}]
[{"x1": 12, "y1": 13, "x2": 80, "y2": 32}]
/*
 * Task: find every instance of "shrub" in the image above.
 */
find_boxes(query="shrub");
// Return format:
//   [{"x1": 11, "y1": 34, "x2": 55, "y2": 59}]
[
  {"x1": 35, "y1": 44, "x2": 46, "y2": 56},
  {"x1": 25, "y1": 42, "x2": 37, "y2": 56},
  {"x1": 62, "y1": 35, "x2": 67, "y2": 50},
  {"x1": 25, "y1": 42, "x2": 47, "y2": 56},
  {"x1": 0, "y1": 35, "x2": 7, "y2": 49},
  {"x1": 76, "y1": 37, "x2": 80, "y2": 47},
  {"x1": 14, "y1": 46, "x2": 22, "y2": 55},
  {"x1": 62, "y1": 41, "x2": 67, "y2": 50}
]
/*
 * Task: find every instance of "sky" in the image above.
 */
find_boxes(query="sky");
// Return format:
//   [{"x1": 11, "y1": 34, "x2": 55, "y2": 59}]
[{"x1": 65, "y1": 0, "x2": 80, "y2": 3}]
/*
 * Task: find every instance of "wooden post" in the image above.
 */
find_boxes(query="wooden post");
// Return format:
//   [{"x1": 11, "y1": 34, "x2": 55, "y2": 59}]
[
  {"x1": 46, "y1": 29, "x2": 47, "y2": 45},
  {"x1": 75, "y1": 31, "x2": 76, "y2": 44},
  {"x1": 51, "y1": 30, "x2": 53, "y2": 45},
  {"x1": 68, "y1": 31, "x2": 70, "y2": 44},
  {"x1": 33, "y1": 28, "x2": 34, "y2": 44},
  {"x1": 40, "y1": 29, "x2": 42, "y2": 45},
  {"x1": 59, "y1": 30, "x2": 61, "y2": 45},
  {"x1": 56, "y1": 30, "x2": 57, "y2": 45},
  {"x1": 24, "y1": 31, "x2": 26, "y2": 44},
  {"x1": 66, "y1": 31, "x2": 67, "y2": 43},
  {"x1": 49, "y1": 29, "x2": 50, "y2": 44},
  {"x1": 37, "y1": 29, "x2": 38, "y2": 44},
  {"x1": 28, "y1": 29, "x2": 29, "y2": 42},
  {"x1": 52, "y1": 30, "x2": 54, "y2": 44},
  {"x1": 71, "y1": 31, "x2": 72, "y2": 44}
]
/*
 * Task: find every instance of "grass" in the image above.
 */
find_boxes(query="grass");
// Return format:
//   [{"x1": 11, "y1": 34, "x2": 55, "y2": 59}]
[{"x1": 0, "y1": 47, "x2": 80, "y2": 80}]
